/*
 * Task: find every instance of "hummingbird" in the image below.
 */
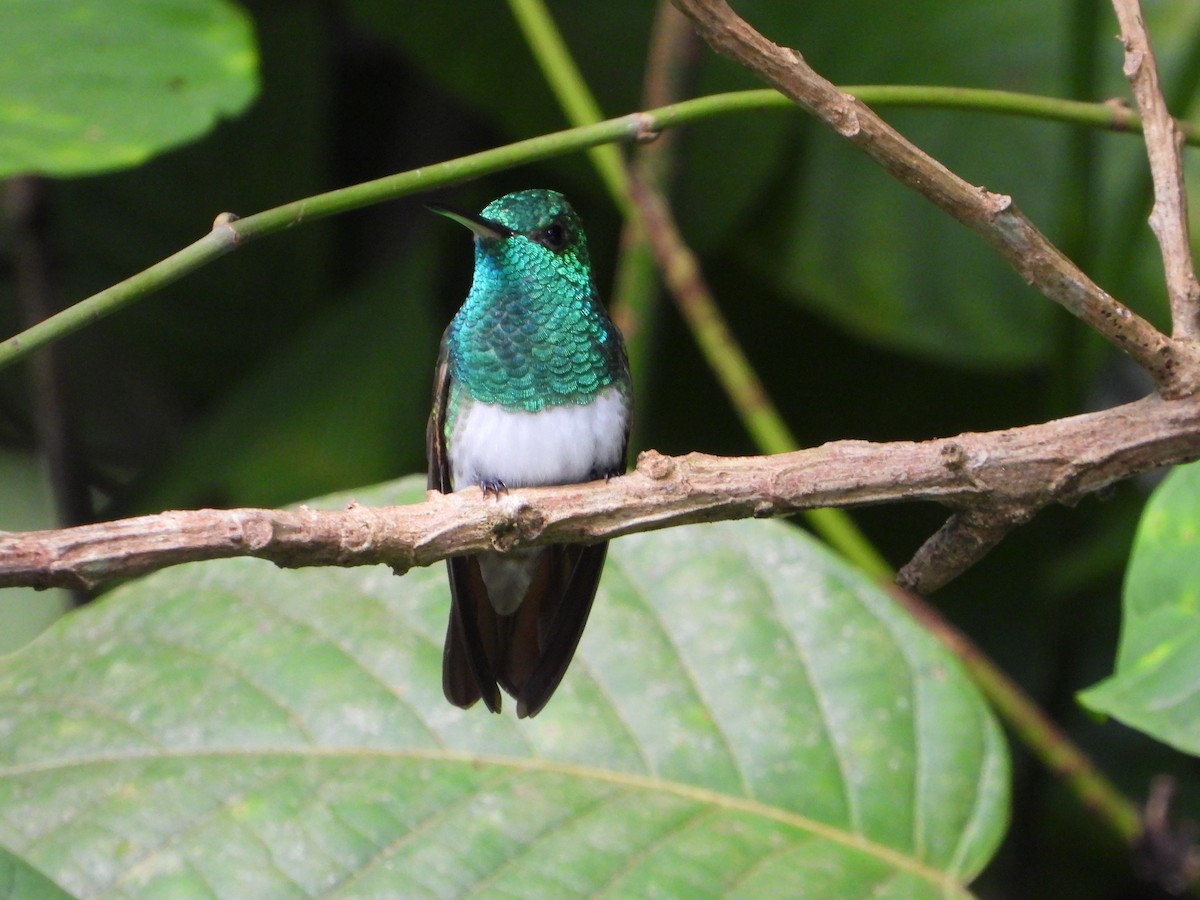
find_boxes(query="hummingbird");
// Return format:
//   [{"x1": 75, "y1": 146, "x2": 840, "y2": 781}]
[{"x1": 427, "y1": 189, "x2": 632, "y2": 718}]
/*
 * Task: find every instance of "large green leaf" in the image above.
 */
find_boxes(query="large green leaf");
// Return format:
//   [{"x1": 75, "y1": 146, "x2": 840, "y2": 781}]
[
  {"x1": 0, "y1": 477, "x2": 1008, "y2": 897},
  {"x1": 728, "y1": 0, "x2": 1073, "y2": 369},
  {"x1": 0, "y1": 450, "x2": 71, "y2": 655},
  {"x1": 1080, "y1": 460, "x2": 1200, "y2": 753},
  {"x1": 0, "y1": 845, "x2": 71, "y2": 900},
  {"x1": 0, "y1": 0, "x2": 258, "y2": 178}
]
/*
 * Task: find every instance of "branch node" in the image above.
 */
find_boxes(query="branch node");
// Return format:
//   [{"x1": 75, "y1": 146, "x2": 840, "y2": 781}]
[
  {"x1": 489, "y1": 497, "x2": 546, "y2": 552},
  {"x1": 1123, "y1": 49, "x2": 1144, "y2": 78},
  {"x1": 240, "y1": 513, "x2": 275, "y2": 551},
  {"x1": 831, "y1": 101, "x2": 862, "y2": 138},
  {"x1": 1104, "y1": 96, "x2": 1136, "y2": 131},
  {"x1": 940, "y1": 441, "x2": 968, "y2": 470},
  {"x1": 637, "y1": 449, "x2": 677, "y2": 480},
  {"x1": 211, "y1": 212, "x2": 242, "y2": 246},
  {"x1": 628, "y1": 112, "x2": 662, "y2": 144},
  {"x1": 984, "y1": 191, "x2": 1013, "y2": 215}
]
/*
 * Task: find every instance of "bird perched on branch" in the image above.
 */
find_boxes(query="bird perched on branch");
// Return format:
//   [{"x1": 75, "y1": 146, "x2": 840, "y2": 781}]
[{"x1": 428, "y1": 189, "x2": 632, "y2": 718}]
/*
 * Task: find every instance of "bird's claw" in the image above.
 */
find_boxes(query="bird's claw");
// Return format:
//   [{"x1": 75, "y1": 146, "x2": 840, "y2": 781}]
[{"x1": 479, "y1": 478, "x2": 508, "y2": 498}]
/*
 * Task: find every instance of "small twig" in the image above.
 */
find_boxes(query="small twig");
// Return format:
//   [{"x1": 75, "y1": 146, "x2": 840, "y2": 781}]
[
  {"x1": 1112, "y1": 0, "x2": 1200, "y2": 341},
  {"x1": 896, "y1": 507, "x2": 1029, "y2": 595},
  {"x1": 1134, "y1": 775, "x2": 1200, "y2": 894},
  {"x1": 4, "y1": 178, "x2": 91, "y2": 531},
  {"x1": 670, "y1": 0, "x2": 1194, "y2": 395}
]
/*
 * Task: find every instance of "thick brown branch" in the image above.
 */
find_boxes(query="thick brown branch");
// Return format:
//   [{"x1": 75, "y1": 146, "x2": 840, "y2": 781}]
[
  {"x1": 1112, "y1": 0, "x2": 1200, "y2": 342},
  {"x1": 669, "y1": 0, "x2": 1198, "y2": 396},
  {"x1": 2, "y1": 394, "x2": 1199, "y2": 592}
]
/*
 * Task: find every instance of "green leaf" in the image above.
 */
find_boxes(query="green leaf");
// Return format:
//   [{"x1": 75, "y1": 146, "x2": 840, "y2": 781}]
[
  {"x1": 0, "y1": 477, "x2": 1008, "y2": 897},
  {"x1": 0, "y1": 0, "x2": 258, "y2": 178},
  {"x1": 730, "y1": 0, "x2": 1073, "y2": 369},
  {"x1": 0, "y1": 846, "x2": 72, "y2": 900},
  {"x1": 0, "y1": 450, "x2": 72, "y2": 655},
  {"x1": 1080, "y1": 460, "x2": 1200, "y2": 753}
]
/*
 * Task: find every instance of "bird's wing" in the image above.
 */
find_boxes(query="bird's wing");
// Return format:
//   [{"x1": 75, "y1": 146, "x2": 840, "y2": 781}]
[{"x1": 428, "y1": 331, "x2": 503, "y2": 713}]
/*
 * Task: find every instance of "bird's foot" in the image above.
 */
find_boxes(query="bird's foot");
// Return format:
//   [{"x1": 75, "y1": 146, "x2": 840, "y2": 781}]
[{"x1": 479, "y1": 478, "x2": 508, "y2": 498}]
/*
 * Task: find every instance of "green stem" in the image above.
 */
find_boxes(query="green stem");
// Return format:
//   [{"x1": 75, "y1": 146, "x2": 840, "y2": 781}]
[
  {"x1": 0, "y1": 113, "x2": 655, "y2": 371},
  {"x1": 506, "y1": 0, "x2": 632, "y2": 212},
  {"x1": 3, "y1": 85, "x2": 1192, "y2": 372}
]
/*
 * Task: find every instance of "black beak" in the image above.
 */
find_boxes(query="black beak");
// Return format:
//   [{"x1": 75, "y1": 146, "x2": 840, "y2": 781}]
[{"x1": 427, "y1": 203, "x2": 514, "y2": 240}]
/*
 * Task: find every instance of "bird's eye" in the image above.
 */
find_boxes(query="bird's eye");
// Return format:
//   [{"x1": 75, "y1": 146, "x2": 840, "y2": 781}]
[{"x1": 538, "y1": 223, "x2": 569, "y2": 252}]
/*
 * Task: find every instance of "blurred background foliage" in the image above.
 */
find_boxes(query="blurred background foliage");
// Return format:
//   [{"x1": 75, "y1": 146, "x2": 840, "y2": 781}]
[{"x1": 3, "y1": 0, "x2": 1200, "y2": 896}]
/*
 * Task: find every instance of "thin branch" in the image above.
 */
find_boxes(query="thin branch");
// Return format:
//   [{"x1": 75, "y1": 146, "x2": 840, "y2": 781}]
[
  {"x1": 1, "y1": 86, "x2": 1195, "y2": 374},
  {"x1": 1113, "y1": 0, "x2": 1200, "y2": 341},
  {"x1": 4, "y1": 177, "x2": 91, "y2": 531},
  {"x1": 3, "y1": 392, "x2": 1200, "y2": 592},
  {"x1": 670, "y1": 0, "x2": 1197, "y2": 396},
  {"x1": 896, "y1": 508, "x2": 1027, "y2": 595}
]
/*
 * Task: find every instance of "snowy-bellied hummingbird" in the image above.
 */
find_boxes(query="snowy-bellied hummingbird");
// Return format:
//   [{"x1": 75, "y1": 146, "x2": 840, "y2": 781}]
[{"x1": 427, "y1": 189, "x2": 632, "y2": 718}]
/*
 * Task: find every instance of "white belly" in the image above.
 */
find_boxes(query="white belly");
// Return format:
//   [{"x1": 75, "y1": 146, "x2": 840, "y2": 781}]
[{"x1": 448, "y1": 384, "x2": 629, "y2": 490}]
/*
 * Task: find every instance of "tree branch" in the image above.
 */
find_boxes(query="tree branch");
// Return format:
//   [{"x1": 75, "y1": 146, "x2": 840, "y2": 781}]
[
  {"x1": 2, "y1": 393, "x2": 1198, "y2": 592},
  {"x1": 670, "y1": 0, "x2": 1200, "y2": 397},
  {"x1": 896, "y1": 508, "x2": 1027, "y2": 595},
  {"x1": 1113, "y1": 0, "x2": 1200, "y2": 341}
]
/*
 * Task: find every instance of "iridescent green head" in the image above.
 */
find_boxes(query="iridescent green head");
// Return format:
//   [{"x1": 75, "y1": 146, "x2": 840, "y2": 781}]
[
  {"x1": 430, "y1": 189, "x2": 592, "y2": 286},
  {"x1": 433, "y1": 189, "x2": 626, "y2": 412}
]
